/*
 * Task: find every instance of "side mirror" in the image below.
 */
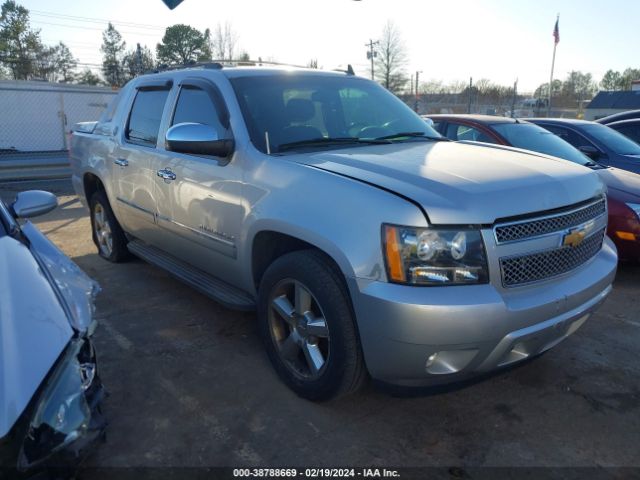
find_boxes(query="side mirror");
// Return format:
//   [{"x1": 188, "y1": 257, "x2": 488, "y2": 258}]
[
  {"x1": 578, "y1": 145, "x2": 600, "y2": 159},
  {"x1": 11, "y1": 190, "x2": 57, "y2": 219},
  {"x1": 166, "y1": 122, "x2": 234, "y2": 158}
]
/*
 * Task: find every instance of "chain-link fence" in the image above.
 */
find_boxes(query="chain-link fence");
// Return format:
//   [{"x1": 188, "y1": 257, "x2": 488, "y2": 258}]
[
  {"x1": 0, "y1": 80, "x2": 118, "y2": 180},
  {"x1": 399, "y1": 93, "x2": 580, "y2": 119}
]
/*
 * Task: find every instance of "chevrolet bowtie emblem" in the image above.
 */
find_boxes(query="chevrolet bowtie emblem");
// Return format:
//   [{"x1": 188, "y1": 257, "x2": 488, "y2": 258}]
[{"x1": 562, "y1": 227, "x2": 587, "y2": 248}]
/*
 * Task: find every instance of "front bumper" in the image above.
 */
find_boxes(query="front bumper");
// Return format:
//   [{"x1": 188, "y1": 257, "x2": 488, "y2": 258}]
[
  {"x1": 0, "y1": 336, "x2": 106, "y2": 473},
  {"x1": 350, "y1": 237, "x2": 617, "y2": 387}
]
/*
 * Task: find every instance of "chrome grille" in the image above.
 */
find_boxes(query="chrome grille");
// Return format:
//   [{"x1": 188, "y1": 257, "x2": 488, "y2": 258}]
[
  {"x1": 495, "y1": 198, "x2": 606, "y2": 244},
  {"x1": 500, "y1": 229, "x2": 605, "y2": 287}
]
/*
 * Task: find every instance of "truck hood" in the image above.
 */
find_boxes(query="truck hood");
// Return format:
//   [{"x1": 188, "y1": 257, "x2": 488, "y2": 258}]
[{"x1": 291, "y1": 141, "x2": 605, "y2": 224}]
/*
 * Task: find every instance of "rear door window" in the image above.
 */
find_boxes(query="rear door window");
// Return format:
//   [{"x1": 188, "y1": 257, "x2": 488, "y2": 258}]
[{"x1": 126, "y1": 89, "x2": 170, "y2": 146}]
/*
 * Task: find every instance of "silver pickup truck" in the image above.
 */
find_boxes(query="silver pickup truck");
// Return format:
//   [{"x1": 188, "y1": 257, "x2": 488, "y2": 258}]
[{"x1": 70, "y1": 64, "x2": 617, "y2": 400}]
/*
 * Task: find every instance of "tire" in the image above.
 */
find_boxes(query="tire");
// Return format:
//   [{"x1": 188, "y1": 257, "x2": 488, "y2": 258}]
[
  {"x1": 89, "y1": 190, "x2": 130, "y2": 262},
  {"x1": 257, "y1": 250, "x2": 367, "y2": 400}
]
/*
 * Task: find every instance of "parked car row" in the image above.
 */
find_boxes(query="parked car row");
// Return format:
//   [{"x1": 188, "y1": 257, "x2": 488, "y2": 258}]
[{"x1": 427, "y1": 114, "x2": 640, "y2": 262}]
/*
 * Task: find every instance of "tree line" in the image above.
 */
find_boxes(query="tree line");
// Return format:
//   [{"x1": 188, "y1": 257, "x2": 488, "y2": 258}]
[
  {"x1": 100, "y1": 21, "x2": 248, "y2": 87},
  {"x1": 0, "y1": 1, "x2": 80, "y2": 82},
  {"x1": 1, "y1": 0, "x2": 638, "y2": 99},
  {"x1": 0, "y1": 0, "x2": 246, "y2": 86}
]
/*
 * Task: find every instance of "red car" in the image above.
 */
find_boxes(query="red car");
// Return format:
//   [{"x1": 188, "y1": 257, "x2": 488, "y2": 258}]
[{"x1": 428, "y1": 114, "x2": 640, "y2": 261}]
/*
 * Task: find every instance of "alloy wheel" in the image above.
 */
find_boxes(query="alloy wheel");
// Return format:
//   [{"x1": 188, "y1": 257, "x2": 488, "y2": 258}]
[
  {"x1": 93, "y1": 203, "x2": 113, "y2": 257},
  {"x1": 268, "y1": 279, "x2": 331, "y2": 379}
]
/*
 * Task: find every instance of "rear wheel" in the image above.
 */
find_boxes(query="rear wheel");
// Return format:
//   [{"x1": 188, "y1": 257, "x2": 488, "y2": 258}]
[
  {"x1": 258, "y1": 250, "x2": 367, "y2": 400},
  {"x1": 89, "y1": 190, "x2": 129, "y2": 262}
]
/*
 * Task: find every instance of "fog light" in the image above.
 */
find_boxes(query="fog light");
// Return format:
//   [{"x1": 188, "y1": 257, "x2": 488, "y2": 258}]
[
  {"x1": 425, "y1": 349, "x2": 478, "y2": 374},
  {"x1": 426, "y1": 353, "x2": 438, "y2": 368}
]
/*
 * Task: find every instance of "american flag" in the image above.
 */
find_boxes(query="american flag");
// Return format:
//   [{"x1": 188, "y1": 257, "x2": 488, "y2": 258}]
[{"x1": 553, "y1": 17, "x2": 560, "y2": 45}]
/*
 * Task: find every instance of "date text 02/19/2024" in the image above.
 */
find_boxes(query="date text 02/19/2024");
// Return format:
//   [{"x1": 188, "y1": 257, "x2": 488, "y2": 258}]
[{"x1": 232, "y1": 468, "x2": 400, "y2": 478}]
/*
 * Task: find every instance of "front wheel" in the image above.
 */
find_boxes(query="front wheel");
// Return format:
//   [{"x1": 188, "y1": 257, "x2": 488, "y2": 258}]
[
  {"x1": 257, "y1": 250, "x2": 367, "y2": 400},
  {"x1": 89, "y1": 190, "x2": 129, "y2": 262}
]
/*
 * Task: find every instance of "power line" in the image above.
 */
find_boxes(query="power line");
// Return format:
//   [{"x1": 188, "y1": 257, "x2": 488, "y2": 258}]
[
  {"x1": 41, "y1": 38, "x2": 103, "y2": 46},
  {"x1": 30, "y1": 10, "x2": 166, "y2": 31},
  {"x1": 49, "y1": 45, "x2": 103, "y2": 51},
  {"x1": 31, "y1": 20, "x2": 160, "y2": 37},
  {"x1": 0, "y1": 56, "x2": 102, "y2": 67}
]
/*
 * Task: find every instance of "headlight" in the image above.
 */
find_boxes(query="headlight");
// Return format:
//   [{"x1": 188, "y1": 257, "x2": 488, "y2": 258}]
[
  {"x1": 626, "y1": 203, "x2": 640, "y2": 221},
  {"x1": 18, "y1": 338, "x2": 103, "y2": 471},
  {"x1": 383, "y1": 224, "x2": 489, "y2": 285}
]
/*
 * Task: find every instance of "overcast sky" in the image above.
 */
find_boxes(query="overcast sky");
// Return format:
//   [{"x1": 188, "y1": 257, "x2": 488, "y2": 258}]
[{"x1": 19, "y1": 0, "x2": 640, "y2": 92}]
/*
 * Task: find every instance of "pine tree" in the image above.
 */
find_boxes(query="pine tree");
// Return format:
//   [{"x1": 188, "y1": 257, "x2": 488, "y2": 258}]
[
  {"x1": 101, "y1": 22, "x2": 126, "y2": 87},
  {"x1": 0, "y1": 0, "x2": 41, "y2": 79}
]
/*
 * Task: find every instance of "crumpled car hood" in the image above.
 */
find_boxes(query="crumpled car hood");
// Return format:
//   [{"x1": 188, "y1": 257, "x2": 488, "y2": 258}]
[
  {"x1": 292, "y1": 141, "x2": 606, "y2": 224},
  {"x1": 0, "y1": 236, "x2": 72, "y2": 438},
  {"x1": 21, "y1": 222, "x2": 100, "y2": 334},
  {"x1": 0, "y1": 222, "x2": 99, "y2": 439}
]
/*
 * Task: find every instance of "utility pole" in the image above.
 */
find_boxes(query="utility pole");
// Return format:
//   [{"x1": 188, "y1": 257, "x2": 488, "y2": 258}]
[
  {"x1": 510, "y1": 79, "x2": 518, "y2": 118},
  {"x1": 365, "y1": 39, "x2": 378, "y2": 80},
  {"x1": 467, "y1": 77, "x2": 473, "y2": 114},
  {"x1": 415, "y1": 70, "x2": 422, "y2": 112}
]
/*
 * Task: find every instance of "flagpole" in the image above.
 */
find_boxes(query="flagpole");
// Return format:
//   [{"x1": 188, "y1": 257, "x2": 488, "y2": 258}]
[{"x1": 547, "y1": 14, "x2": 559, "y2": 117}]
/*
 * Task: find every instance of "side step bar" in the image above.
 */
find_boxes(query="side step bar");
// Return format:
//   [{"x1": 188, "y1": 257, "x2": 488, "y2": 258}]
[{"x1": 127, "y1": 240, "x2": 255, "y2": 311}]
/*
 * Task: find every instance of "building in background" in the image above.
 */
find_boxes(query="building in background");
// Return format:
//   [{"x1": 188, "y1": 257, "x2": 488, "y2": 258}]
[{"x1": 584, "y1": 85, "x2": 640, "y2": 120}]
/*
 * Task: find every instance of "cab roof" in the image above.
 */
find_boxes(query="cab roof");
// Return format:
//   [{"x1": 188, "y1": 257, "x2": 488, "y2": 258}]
[{"x1": 137, "y1": 62, "x2": 356, "y2": 83}]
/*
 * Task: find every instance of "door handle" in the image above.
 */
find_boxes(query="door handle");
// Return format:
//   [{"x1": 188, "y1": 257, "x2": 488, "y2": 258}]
[
  {"x1": 114, "y1": 158, "x2": 129, "y2": 167},
  {"x1": 157, "y1": 168, "x2": 176, "y2": 181}
]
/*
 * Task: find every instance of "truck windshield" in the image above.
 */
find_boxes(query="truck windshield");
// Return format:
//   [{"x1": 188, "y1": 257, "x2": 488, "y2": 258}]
[
  {"x1": 492, "y1": 122, "x2": 591, "y2": 166},
  {"x1": 229, "y1": 74, "x2": 440, "y2": 153}
]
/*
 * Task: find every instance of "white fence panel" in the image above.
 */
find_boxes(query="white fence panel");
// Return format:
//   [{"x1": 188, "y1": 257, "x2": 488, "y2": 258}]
[{"x1": 0, "y1": 81, "x2": 118, "y2": 153}]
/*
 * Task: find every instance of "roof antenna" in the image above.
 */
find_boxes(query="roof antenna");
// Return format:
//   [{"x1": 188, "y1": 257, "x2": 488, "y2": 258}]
[
  {"x1": 347, "y1": 64, "x2": 355, "y2": 76},
  {"x1": 265, "y1": 131, "x2": 271, "y2": 154}
]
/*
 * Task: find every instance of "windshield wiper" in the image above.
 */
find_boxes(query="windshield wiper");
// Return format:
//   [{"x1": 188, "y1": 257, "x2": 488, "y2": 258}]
[
  {"x1": 374, "y1": 132, "x2": 450, "y2": 142},
  {"x1": 277, "y1": 137, "x2": 390, "y2": 152}
]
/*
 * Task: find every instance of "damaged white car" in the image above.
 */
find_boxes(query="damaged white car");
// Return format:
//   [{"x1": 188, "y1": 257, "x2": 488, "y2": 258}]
[{"x1": 0, "y1": 190, "x2": 105, "y2": 473}]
